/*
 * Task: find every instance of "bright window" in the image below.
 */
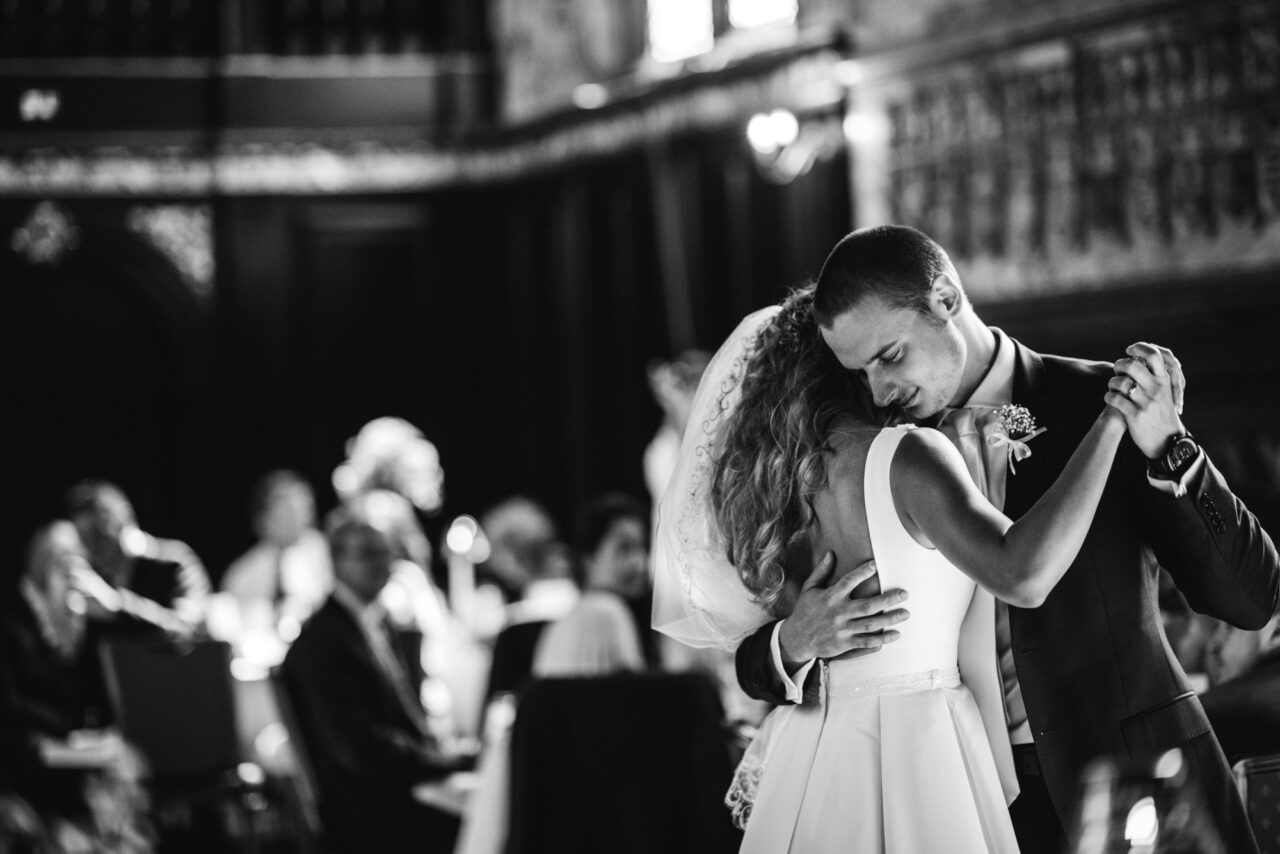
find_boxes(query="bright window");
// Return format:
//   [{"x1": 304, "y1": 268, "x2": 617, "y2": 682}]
[
  {"x1": 728, "y1": 0, "x2": 798, "y2": 29},
  {"x1": 647, "y1": 0, "x2": 715, "y2": 63}
]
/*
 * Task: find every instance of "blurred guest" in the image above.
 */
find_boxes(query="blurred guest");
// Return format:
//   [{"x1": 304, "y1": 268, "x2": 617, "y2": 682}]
[
  {"x1": 644, "y1": 349, "x2": 710, "y2": 522},
  {"x1": 1161, "y1": 584, "x2": 1223, "y2": 691},
  {"x1": 360, "y1": 489, "x2": 473, "y2": 743},
  {"x1": 0, "y1": 522, "x2": 153, "y2": 854},
  {"x1": 65, "y1": 480, "x2": 210, "y2": 636},
  {"x1": 532, "y1": 493, "x2": 652, "y2": 677},
  {"x1": 458, "y1": 494, "x2": 654, "y2": 854},
  {"x1": 281, "y1": 496, "x2": 474, "y2": 854},
  {"x1": 1201, "y1": 615, "x2": 1280, "y2": 765},
  {"x1": 477, "y1": 497, "x2": 576, "y2": 710},
  {"x1": 644, "y1": 354, "x2": 767, "y2": 725},
  {"x1": 221, "y1": 470, "x2": 333, "y2": 633},
  {"x1": 479, "y1": 495, "x2": 577, "y2": 618},
  {"x1": 334, "y1": 417, "x2": 482, "y2": 739}
]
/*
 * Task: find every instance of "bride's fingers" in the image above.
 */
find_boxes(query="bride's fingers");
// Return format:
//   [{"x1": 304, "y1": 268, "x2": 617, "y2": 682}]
[
  {"x1": 1114, "y1": 357, "x2": 1156, "y2": 394},
  {"x1": 1126, "y1": 342, "x2": 1168, "y2": 380},
  {"x1": 1154, "y1": 345, "x2": 1185, "y2": 414}
]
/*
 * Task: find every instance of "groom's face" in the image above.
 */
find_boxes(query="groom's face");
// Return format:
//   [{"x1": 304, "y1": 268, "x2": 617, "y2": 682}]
[{"x1": 820, "y1": 293, "x2": 966, "y2": 419}]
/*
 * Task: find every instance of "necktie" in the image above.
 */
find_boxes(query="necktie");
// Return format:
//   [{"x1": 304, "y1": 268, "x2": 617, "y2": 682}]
[
  {"x1": 365, "y1": 611, "x2": 429, "y2": 733},
  {"x1": 937, "y1": 406, "x2": 996, "y2": 498}
]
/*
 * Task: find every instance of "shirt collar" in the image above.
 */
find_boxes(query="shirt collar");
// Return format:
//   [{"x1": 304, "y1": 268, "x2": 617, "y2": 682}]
[
  {"x1": 332, "y1": 581, "x2": 385, "y2": 627},
  {"x1": 963, "y1": 327, "x2": 1016, "y2": 409}
]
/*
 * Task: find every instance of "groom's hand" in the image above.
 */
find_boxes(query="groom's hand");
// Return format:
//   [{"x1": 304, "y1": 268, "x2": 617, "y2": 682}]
[
  {"x1": 778, "y1": 553, "x2": 909, "y2": 668},
  {"x1": 1110, "y1": 342, "x2": 1186, "y2": 458}
]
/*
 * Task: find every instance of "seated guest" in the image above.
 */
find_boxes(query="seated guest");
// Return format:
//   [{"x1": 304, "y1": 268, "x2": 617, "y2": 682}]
[
  {"x1": 221, "y1": 470, "x2": 333, "y2": 633},
  {"x1": 0, "y1": 522, "x2": 153, "y2": 853},
  {"x1": 477, "y1": 496, "x2": 579, "y2": 705},
  {"x1": 479, "y1": 495, "x2": 577, "y2": 617},
  {"x1": 280, "y1": 496, "x2": 474, "y2": 854},
  {"x1": 66, "y1": 480, "x2": 210, "y2": 636},
  {"x1": 457, "y1": 494, "x2": 654, "y2": 854},
  {"x1": 361, "y1": 489, "x2": 473, "y2": 743},
  {"x1": 532, "y1": 493, "x2": 652, "y2": 677},
  {"x1": 1200, "y1": 614, "x2": 1280, "y2": 765}
]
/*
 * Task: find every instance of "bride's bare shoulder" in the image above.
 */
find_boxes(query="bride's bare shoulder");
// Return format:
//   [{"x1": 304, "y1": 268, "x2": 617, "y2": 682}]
[{"x1": 894, "y1": 426, "x2": 964, "y2": 484}]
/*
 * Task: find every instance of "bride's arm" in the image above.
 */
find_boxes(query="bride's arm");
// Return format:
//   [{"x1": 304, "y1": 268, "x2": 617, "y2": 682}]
[{"x1": 890, "y1": 406, "x2": 1126, "y2": 607}]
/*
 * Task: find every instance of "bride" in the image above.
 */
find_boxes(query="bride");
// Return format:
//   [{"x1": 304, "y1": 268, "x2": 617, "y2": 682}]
[{"x1": 653, "y1": 286, "x2": 1131, "y2": 853}]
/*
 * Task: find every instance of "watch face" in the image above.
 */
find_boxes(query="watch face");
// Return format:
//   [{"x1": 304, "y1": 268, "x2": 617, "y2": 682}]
[{"x1": 1169, "y1": 438, "x2": 1197, "y2": 467}]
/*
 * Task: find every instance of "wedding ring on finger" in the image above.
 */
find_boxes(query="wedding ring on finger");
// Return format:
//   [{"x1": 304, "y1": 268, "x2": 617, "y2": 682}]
[{"x1": 1126, "y1": 381, "x2": 1138, "y2": 400}]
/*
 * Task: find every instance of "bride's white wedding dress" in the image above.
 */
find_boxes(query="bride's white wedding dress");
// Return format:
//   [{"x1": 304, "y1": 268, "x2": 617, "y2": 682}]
[{"x1": 733, "y1": 425, "x2": 1021, "y2": 853}]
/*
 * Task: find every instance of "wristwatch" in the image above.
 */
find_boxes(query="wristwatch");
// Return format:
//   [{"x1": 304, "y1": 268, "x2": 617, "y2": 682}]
[{"x1": 1147, "y1": 432, "x2": 1200, "y2": 481}]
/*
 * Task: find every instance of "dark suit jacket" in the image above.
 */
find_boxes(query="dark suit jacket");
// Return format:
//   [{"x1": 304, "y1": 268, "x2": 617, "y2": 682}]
[
  {"x1": 735, "y1": 339, "x2": 1280, "y2": 848},
  {"x1": 280, "y1": 596, "x2": 460, "y2": 854}
]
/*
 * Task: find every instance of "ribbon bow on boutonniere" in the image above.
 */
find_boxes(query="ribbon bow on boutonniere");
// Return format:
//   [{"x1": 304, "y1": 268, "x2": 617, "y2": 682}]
[{"x1": 986, "y1": 404, "x2": 1047, "y2": 474}]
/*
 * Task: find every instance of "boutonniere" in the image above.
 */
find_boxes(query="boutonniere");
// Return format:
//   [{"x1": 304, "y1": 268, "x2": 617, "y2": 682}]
[{"x1": 986, "y1": 404, "x2": 1047, "y2": 474}]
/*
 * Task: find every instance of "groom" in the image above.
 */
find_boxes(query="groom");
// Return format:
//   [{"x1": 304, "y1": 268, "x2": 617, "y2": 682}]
[{"x1": 733, "y1": 225, "x2": 1280, "y2": 853}]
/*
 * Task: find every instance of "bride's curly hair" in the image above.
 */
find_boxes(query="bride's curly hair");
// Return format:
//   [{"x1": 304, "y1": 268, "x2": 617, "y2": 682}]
[{"x1": 710, "y1": 285, "x2": 875, "y2": 609}]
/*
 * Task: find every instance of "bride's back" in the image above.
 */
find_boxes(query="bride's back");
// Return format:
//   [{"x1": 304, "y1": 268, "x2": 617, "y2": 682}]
[
  {"x1": 774, "y1": 420, "x2": 881, "y2": 614},
  {"x1": 777, "y1": 424, "x2": 978, "y2": 676}
]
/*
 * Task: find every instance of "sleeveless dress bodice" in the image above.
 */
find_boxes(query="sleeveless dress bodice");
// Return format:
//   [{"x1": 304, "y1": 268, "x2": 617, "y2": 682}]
[{"x1": 733, "y1": 426, "x2": 1020, "y2": 853}]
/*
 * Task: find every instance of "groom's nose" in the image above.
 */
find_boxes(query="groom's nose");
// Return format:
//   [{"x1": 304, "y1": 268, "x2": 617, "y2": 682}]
[{"x1": 869, "y1": 379, "x2": 899, "y2": 407}]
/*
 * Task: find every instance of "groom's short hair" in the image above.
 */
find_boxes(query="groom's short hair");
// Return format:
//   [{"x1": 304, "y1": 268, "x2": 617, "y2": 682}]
[{"x1": 814, "y1": 225, "x2": 958, "y2": 327}]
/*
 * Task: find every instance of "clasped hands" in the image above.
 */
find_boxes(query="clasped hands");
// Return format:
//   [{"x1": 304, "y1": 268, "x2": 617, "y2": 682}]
[{"x1": 1105, "y1": 341, "x2": 1187, "y2": 459}]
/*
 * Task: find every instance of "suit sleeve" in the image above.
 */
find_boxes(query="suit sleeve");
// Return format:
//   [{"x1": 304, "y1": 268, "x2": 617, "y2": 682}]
[
  {"x1": 1137, "y1": 446, "x2": 1280, "y2": 629},
  {"x1": 165, "y1": 543, "x2": 212, "y2": 629},
  {"x1": 735, "y1": 620, "x2": 796, "y2": 703}
]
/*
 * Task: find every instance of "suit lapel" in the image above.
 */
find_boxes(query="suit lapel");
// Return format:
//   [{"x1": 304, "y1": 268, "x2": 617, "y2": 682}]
[
  {"x1": 329, "y1": 598, "x2": 427, "y2": 734},
  {"x1": 1003, "y1": 338, "x2": 1054, "y2": 520}
]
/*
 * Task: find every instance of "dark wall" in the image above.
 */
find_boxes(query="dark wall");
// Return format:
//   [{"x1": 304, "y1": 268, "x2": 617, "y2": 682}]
[
  {"x1": 3, "y1": 123, "x2": 852, "y2": 581},
  {"x1": 2, "y1": 199, "x2": 218, "y2": 573}
]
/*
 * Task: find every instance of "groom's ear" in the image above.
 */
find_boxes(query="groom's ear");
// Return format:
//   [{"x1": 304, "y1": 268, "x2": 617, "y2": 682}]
[{"x1": 927, "y1": 273, "x2": 963, "y2": 320}]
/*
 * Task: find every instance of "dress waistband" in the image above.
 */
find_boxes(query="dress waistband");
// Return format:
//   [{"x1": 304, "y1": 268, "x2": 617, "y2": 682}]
[{"x1": 822, "y1": 666, "x2": 961, "y2": 700}]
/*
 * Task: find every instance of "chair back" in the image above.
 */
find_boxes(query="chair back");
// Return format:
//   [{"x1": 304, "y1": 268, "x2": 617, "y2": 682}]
[
  {"x1": 483, "y1": 620, "x2": 548, "y2": 703},
  {"x1": 1236, "y1": 754, "x2": 1280, "y2": 854},
  {"x1": 99, "y1": 638, "x2": 240, "y2": 782},
  {"x1": 267, "y1": 667, "x2": 325, "y2": 843},
  {"x1": 507, "y1": 671, "x2": 740, "y2": 854}
]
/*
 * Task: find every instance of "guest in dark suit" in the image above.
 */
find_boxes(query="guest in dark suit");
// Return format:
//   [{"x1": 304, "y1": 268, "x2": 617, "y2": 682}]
[
  {"x1": 732, "y1": 225, "x2": 1280, "y2": 853},
  {"x1": 65, "y1": 480, "x2": 210, "y2": 637},
  {"x1": 281, "y1": 495, "x2": 473, "y2": 854}
]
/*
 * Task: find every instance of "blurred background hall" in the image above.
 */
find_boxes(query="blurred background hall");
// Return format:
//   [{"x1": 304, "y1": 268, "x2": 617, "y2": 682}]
[{"x1": 2, "y1": 0, "x2": 1280, "y2": 852}]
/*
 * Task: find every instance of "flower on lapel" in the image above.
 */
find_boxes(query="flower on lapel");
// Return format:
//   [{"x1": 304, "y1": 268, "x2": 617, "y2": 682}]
[{"x1": 987, "y1": 404, "x2": 1047, "y2": 474}]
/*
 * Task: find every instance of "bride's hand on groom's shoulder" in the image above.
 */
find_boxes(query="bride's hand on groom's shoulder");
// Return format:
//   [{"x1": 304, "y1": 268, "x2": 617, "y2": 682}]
[
  {"x1": 778, "y1": 553, "x2": 910, "y2": 668},
  {"x1": 1106, "y1": 342, "x2": 1187, "y2": 458}
]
